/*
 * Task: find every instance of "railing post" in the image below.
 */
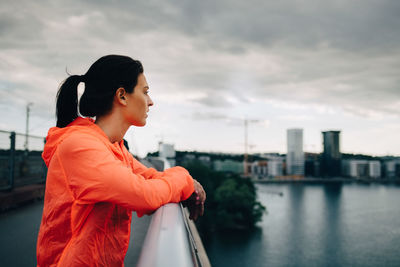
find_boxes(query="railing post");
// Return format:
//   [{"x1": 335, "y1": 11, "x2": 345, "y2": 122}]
[{"x1": 9, "y1": 132, "x2": 16, "y2": 191}]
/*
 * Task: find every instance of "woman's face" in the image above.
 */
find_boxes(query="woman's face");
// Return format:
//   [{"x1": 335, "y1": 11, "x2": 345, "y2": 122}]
[{"x1": 124, "y1": 73, "x2": 153, "y2": 127}]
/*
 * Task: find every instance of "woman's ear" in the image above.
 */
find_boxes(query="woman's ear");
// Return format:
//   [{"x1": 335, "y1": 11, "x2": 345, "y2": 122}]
[{"x1": 115, "y1": 87, "x2": 127, "y2": 105}]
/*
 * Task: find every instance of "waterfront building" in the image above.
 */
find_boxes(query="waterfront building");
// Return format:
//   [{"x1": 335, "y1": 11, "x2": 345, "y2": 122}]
[
  {"x1": 183, "y1": 153, "x2": 196, "y2": 161},
  {"x1": 213, "y1": 159, "x2": 244, "y2": 174},
  {"x1": 250, "y1": 161, "x2": 268, "y2": 179},
  {"x1": 341, "y1": 159, "x2": 381, "y2": 178},
  {"x1": 267, "y1": 157, "x2": 284, "y2": 178},
  {"x1": 369, "y1": 161, "x2": 381, "y2": 178},
  {"x1": 305, "y1": 152, "x2": 320, "y2": 177},
  {"x1": 286, "y1": 129, "x2": 304, "y2": 176},
  {"x1": 321, "y1": 131, "x2": 341, "y2": 177},
  {"x1": 198, "y1": 155, "x2": 212, "y2": 168},
  {"x1": 257, "y1": 153, "x2": 284, "y2": 178},
  {"x1": 198, "y1": 155, "x2": 211, "y2": 162},
  {"x1": 383, "y1": 160, "x2": 400, "y2": 178}
]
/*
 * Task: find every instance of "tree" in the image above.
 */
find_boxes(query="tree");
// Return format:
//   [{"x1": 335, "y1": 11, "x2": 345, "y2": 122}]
[{"x1": 183, "y1": 160, "x2": 266, "y2": 234}]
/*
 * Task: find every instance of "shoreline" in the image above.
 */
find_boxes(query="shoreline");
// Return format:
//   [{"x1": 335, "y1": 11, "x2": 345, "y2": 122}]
[{"x1": 253, "y1": 177, "x2": 400, "y2": 185}]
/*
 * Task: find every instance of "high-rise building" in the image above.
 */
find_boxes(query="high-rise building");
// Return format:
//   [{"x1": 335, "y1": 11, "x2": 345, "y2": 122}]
[
  {"x1": 286, "y1": 129, "x2": 304, "y2": 176},
  {"x1": 321, "y1": 131, "x2": 341, "y2": 177}
]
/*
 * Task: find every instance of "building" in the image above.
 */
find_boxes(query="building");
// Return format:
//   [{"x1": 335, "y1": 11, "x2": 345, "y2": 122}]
[
  {"x1": 341, "y1": 159, "x2": 381, "y2": 178},
  {"x1": 213, "y1": 159, "x2": 244, "y2": 174},
  {"x1": 159, "y1": 142, "x2": 176, "y2": 166},
  {"x1": 369, "y1": 161, "x2": 381, "y2": 178},
  {"x1": 286, "y1": 129, "x2": 304, "y2": 176},
  {"x1": 198, "y1": 155, "x2": 212, "y2": 168},
  {"x1": 321, "y1": 131, "x2": 341, "y2": 177},
  {"x1": 383, "y1": 160, "x2": 400, "y2": 178},
  {"x1": 256, "y1": 153, "x2": 284, "y2": 178},
  {"x1": 261, "y1": 154, "x2": 284, "y2": 178},
  {"x1": 305, "y1": 152, "x2": 320, "y2": 177},
  {"x1": 267, "y1": 157, "x2": 284, "y2": 178},
  {"x1": 250, "y1": 161, "x2": 268, "y2": 179}
]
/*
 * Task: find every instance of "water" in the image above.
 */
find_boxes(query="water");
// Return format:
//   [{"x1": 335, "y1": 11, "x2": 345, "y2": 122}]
[
  {"x1": 0, "y1": 200, "x2": 150, "y2": 266},
  {"x1": 205, "y1": 183, "x2": 400, "y2": 267}
]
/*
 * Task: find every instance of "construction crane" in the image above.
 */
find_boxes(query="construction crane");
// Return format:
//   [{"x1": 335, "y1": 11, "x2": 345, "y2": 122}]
[{"x1": 243, "y1": 118, "x2": 259, "y2": 177}]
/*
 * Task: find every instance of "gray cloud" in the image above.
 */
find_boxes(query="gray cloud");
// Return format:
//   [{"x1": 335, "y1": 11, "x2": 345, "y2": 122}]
[
  {"x1": 192, "y1": 95, "x2": 233, "y2": 108},
  {"x1": 112, "y1": 0, "x2": 400, "y2": 52},
  {"x1": 0, "y1": 0, "x2": 399, "y2": 125},
  {"x1": 192, "y1": 112, "x2": 231, "y2": 121},
  {"x1": 3, "y1": 0, "x2": 400, "y2": 49}
]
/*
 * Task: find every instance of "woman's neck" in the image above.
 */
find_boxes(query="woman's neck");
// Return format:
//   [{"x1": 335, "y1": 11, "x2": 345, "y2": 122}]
[{"x1": 95, "y1": 112, "x2": 130, "y2": 143}]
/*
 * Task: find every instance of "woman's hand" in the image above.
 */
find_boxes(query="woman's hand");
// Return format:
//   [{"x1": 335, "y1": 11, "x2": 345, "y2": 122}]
[{"x1": 183, "y1": 179, "x2": 206, "y2": 221}]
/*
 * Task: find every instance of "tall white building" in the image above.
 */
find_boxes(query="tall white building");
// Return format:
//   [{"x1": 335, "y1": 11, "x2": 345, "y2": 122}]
[
  {"x1": 286, "y1": 128, "x2": 304, "y2": 176},
  {"x1": 159, "y1": 143, "x2": 175, "y2": 158},
  {"x1": 159, "y1": 142, "x2": 176, "y2": 166}
]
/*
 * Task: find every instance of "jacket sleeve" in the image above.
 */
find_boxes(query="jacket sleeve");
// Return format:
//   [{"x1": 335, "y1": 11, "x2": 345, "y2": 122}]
[
  {"x1": 128, "y1": 155, "x2": 165, "y2": 180},
  {"x1": 125, "y1": 145, "x2": 188, "y2": 181},
  {"x1": 57, "y1": 133, "x2": 194, "y2": 213}
]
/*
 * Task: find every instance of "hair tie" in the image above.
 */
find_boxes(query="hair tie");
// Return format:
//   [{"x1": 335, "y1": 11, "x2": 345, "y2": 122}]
[{"x1": 80, "y1": 75, "x2": 87, "y2": 83}]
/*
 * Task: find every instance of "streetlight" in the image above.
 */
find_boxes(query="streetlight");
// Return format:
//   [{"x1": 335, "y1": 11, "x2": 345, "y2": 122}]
[{"x1": 24, "y1": 102, "x2": 33, "y2": 152}]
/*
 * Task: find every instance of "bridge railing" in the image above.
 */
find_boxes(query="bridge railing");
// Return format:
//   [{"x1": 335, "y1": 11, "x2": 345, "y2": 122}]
[
  {"x1": 136, "y1": 203, "x2": 210, "y2": 267},
  {"x1": 0, "y1": 130, "x2": 46, "y2": 191},
  {"x1": 137, "y1": 157, "x2": 211, "y2": 267}
]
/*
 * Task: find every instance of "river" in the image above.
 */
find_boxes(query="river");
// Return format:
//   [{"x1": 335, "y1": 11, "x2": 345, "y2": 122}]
[{"x1": 204, "y1": 182, "x2": 400, "y2": 267}]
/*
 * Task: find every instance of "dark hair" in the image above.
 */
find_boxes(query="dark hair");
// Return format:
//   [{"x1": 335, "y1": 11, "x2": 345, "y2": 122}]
[{"x1": 56, "y1": 55, "x2": 144, "y2": 127}]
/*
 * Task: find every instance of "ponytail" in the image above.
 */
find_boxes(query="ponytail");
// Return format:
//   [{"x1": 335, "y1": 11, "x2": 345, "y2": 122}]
[{"x1": 56, "y1": 75, "x2": 82, "y2": 128}]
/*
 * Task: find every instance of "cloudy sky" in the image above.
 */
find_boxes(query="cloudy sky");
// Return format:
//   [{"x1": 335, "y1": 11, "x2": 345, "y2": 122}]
[{"x1": 0, "y1": 0, "x2": 399, "y2": 157}]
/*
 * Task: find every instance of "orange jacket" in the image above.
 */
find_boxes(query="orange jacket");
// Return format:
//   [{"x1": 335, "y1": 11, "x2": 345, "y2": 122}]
[{"x1": 37, "y1": 117, "x2": 194, "y2": 266}]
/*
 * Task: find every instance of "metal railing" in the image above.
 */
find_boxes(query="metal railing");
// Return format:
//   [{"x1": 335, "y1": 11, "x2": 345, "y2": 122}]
[
  {"x1": 0, "y1": 130, "x2": 46, "y2": 191},
  {"x1": 137, "y1": 203, "x2": 193, "y2": 267},
  {"x1": 136, "y1": 203, "x2": 211, "y2": 267},
  {"x1": 137, "y1": 157, "x2": 211, "y2": 267}
]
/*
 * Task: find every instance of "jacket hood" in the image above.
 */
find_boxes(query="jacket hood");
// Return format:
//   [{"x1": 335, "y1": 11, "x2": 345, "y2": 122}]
[{"x1": 42, "y1": 117, "x2": 110, "y2": 166}]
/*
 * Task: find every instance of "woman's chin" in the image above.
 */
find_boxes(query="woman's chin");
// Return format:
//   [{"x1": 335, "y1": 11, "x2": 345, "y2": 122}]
[{"x1": 132, "y1": 121, "x2": 146, "y2": 127}]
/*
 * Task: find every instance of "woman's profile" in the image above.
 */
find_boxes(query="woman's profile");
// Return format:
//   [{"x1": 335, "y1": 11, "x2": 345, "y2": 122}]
[{"x1": 36, "y1": 55, "x2": 206, "y2": 266}]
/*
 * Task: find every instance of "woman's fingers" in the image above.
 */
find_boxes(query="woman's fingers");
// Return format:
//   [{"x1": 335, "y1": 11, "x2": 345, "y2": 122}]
[
  {"x1": 199, "y1": 202, "x2": 204, "y2": 217},
  {"x1": 189, "y1": 202, "x2": 199, "y2": 221},
  {"x1": 193, "y1": 179, "x2": 206, "y2": 204},
  {"x1": 185, "y1": 179, "x2": 206, "y2": 221},
  {"x1": 192, "y1": 201, "x2": 204, "y2": 221}
]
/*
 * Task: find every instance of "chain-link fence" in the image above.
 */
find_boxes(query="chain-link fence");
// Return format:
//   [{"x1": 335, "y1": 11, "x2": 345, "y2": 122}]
[{"x1": 0, "y1": 130, "x2": 47, "y2": 191}]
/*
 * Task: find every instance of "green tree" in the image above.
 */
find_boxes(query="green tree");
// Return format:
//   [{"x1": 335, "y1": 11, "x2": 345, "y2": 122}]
[{"x1": 183, "y1": 160, "x2": 266, "y2": 233}]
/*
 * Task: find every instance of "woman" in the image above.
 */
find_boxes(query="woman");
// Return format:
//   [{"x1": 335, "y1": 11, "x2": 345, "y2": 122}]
[{"x1": 36, "y1": 55, "x2": 206, "y2": 266}]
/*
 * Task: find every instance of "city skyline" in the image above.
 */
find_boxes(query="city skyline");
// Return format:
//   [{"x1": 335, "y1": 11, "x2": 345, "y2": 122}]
[{"x1": 0, "y1": 0, "x2": 399, "y2": 157}]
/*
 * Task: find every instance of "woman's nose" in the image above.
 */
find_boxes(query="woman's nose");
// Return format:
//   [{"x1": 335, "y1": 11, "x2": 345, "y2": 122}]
[{"x1": 148, "y1": 96, "x2": 154, "y2": 106}]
